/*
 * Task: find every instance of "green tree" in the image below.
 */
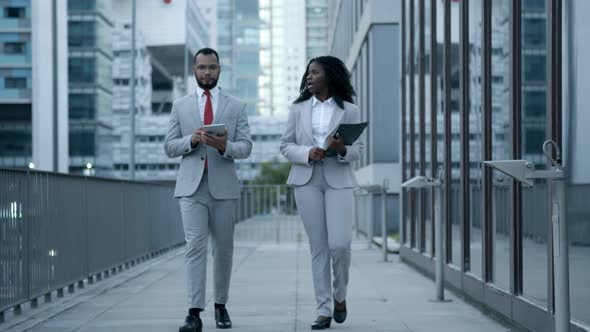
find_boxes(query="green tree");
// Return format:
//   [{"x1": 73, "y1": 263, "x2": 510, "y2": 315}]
[{"x1": 250, "y1": 160, "x2": 291, "y2": 185}]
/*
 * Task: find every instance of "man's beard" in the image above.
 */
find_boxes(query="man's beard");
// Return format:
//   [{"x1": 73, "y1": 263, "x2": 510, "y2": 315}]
[{"x1": 196, "y1": 77, "x2": 218, "y2": 90}]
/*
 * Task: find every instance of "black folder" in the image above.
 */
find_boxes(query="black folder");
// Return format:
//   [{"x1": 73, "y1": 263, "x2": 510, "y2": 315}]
[{"x1": 324, "y1": 122, "x2": 368, "y2": 157}]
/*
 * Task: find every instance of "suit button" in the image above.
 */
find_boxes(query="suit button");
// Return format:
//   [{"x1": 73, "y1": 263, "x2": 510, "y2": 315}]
[{"x1": 201, "y1": 157, "x2": 204, "y2": 160}]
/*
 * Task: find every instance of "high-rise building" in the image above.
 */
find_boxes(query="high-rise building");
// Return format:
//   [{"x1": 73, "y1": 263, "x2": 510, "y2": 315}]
[
  {"x1": 233, "y1": 0, "x2": 260, "y2": 116},
  {"x1": 259, "y1": 0, "x2": 305, "y2": 117},
  {"x1": 67, "y1": 0, "x2": 114, "y2": 175},
  {"x1": 196, "y1": 0, "x2": 218, "y2": 50},
  {"x1": 235, "y1": 115, "x2": 287, "y2": 181},
  {"x1": 305, "y1": 0, "x2": 328, "y2": 62},
  {"x1": 109, "y1": 0, "x2": 209, "y2": 182},
  {"x1": 214, "y1": 0, "x2": 261, "y2": 116},
  {"x1": 216, "y1": 0, "x2": 234, "y2": 93},
  {"x1": 111, "y1": 25, "x2": 175, "y2": 181},
  {"x1": 0, "y1": 0, "x2": 68, "y2": 172}
]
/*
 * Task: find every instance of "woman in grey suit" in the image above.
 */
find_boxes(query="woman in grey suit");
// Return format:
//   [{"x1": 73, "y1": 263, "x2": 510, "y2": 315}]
[{"x1": 280, "y1": 56, "x2": 363, "y2": 330}]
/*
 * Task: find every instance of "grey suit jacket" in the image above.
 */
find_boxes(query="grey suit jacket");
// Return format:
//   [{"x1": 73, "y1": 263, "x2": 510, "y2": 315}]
[
  {"x1": 164, "y1": 89, "x2": 252, "y2": 198},
  {"x1": 280, "y1": 98, "x2": 363, "y2": 189}
]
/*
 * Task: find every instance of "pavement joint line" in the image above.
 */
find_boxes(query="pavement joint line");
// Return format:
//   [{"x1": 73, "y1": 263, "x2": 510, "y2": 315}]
[
  {"x1": 68, "y1": 269, "x2": 173, "y2": 332},
  {"x1": 0, "y1": 248, "x2": 184, "y2": 332}
]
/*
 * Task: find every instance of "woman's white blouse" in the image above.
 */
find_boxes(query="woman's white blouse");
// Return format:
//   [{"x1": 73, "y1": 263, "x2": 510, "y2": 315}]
[{"x1": 311, "y1": 96, "x2": 335, "y2": 147}]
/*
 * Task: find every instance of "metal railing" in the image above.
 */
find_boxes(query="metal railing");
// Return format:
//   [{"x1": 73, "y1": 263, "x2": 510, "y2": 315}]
[
  {"x1": 235, "y1": 185, "x2": 302, "y2": 243},
  {"x1": 237, "y1": 184, "x2": 297, "y2": 221},
  {"x1": 0, "y1": 169, "x2": 184, "y2": 320},
  {"x1": 0, "y1": 169, "x2": 302, "y2": 322}
]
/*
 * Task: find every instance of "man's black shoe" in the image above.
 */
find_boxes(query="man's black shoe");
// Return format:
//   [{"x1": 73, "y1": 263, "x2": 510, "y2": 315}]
[
  {"x1": 311, "y1": 316, "x2": 332, "y2": 330},
  {"x1": 333, "y1": 300, "x2": 347, "y2": 324},
  {"x1": 179, "y1": 314, "x2": 202, "y2": 332},
  {"x1": 215, "y1": 307, "x2": 232, "y2": 329}
]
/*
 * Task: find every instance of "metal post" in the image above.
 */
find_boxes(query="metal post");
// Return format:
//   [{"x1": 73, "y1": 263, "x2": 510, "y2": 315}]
[
  {"x1": 129, "y1": 0, "x2": 136, "y2": 180},
  {"x1": 382, "y1": 181, "x2": 389, "y2": 262},
  {"x1": 354, "y1": 191, "x2": 360, "y2": 239},
  {"x1": 367, "y1": 193, "x2": 373, "y2": 249},
  {"x1": 434, "y1": 182, "x2": 445, "y2": 301},
  {"x1": 483, "y1": 140, "x2": 569, "y2": 330},
  {"x1": 553, "y1": 173, "x2": 569, "y2": 332},
  {"x1": 276, "y1": 185, "x2": 281, "y2": 214}
]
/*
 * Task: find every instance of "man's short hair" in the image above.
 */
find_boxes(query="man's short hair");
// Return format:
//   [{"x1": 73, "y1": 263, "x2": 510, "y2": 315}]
[{"x1": 194, "y1": 47, "x2": 219, "y2": 64}]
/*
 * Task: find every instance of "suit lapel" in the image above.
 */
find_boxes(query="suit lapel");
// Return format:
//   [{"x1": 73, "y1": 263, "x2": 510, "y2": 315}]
[
  {"x1": 300, "y1": 98, "x2": 314, "y2": 143},
  {"x1": 189, "y1": 91, "x2": 202, "y2": 130},
  {"x1": 214, "y1": 89, "x2": 230, "y2": 125}
]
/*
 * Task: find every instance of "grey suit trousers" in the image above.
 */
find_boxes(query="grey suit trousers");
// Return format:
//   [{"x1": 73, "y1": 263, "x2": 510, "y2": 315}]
[
  {"x1": 294, "y1": 163, "x2": 353, "y2": 317},
  {"x1": 179, "y1": 171, "x2": 236, "y2": 309}
]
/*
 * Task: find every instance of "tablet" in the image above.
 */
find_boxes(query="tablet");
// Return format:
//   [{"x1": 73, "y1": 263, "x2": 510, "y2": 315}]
[{"x1": 203, "y1": 124, "x2": 226, "y2": 135}]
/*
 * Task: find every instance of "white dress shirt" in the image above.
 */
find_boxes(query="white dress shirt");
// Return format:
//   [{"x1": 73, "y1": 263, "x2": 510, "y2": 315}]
[
  {"x1": 196, "y1": 85, "x2": 220, "y2": 123},
  {"x1": 311, "y1": 96, "x2": 335, "y2": 147}
]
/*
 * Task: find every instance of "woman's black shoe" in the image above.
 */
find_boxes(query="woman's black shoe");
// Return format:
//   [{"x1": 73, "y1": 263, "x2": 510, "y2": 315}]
[
  {"x1": 215, "y1": 307, "x2": 232, "y2": 329},
  {"x1": 311, "y1": 316, "x2": 332, "y2": 330},
  {"x1": 333, "y1": 300, "x2": 347, "y2": 323},
  {"x1": 179, "y1": 314, "x2": 202, "y2": 332}
]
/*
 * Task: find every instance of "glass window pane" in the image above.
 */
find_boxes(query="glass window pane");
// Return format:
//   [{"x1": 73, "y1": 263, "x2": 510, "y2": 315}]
[
  {"x1": 449, "y1": 0, "x2": 461, "y2": 270},
  {"x1": 413, "y1": 0, "x2": 421, "y2": 250},
  {"x1": 434, "y1": 0, "x2": 454, "y2": 265},
  {"x1": 404, "y1": 0, "x2": 411, "y2": 246},
  {"x1": 467, "y1": 0, "x2": 484, "y2": 277},
  {"x1": 491, "y1": 0, "x2": 511, "y2": 291},
  {"x1": 424, "y1": 0, "x2": 433, "y2": 256},
  {"x1": 522, "y1": 0, "x2": 548, "y2": 307},
  {"x1": 568, "y1": 0, "x2": 590, "y2": 326}
]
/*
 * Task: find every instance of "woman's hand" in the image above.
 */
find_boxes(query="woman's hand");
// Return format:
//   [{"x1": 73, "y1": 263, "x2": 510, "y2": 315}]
[
  {"x1": 308, "y1": 147, "x2": 327, "y2": 161},
  {"x1": 326, "y1": 133, "x2": 347, "y2": 156}
]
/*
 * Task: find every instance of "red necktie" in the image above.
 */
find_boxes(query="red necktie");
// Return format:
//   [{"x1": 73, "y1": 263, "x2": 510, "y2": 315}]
[{"x1": 203, "y1": 90, "x2": 213, "y2": 169}]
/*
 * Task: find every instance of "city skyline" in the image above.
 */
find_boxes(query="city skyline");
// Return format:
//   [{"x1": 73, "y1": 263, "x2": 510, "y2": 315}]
[{"x1": 0, "y1": 0, "x2": 309, "y2": 180}]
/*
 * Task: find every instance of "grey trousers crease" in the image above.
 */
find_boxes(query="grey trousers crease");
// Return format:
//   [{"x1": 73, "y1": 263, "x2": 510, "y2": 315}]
[
  {"x1": 178, "y1": 172, "x2": 237, "y2": 309},
  {"x1": 294, "y1": 163, "x2": 354, "y2": 317}
]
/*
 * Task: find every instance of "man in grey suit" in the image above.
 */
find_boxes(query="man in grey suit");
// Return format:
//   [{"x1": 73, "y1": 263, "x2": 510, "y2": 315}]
[{"x1": 164, "y1": 48, "x2": 252, "y2": 332}]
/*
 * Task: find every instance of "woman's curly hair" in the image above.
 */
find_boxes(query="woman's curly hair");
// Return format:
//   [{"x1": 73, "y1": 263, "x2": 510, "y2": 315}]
[{"x1": 294, "y1": 56, "x2": 356, "y2": 109}]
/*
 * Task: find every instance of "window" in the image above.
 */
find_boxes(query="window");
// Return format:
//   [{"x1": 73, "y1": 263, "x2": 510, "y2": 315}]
[
  {"x1": 69, "y1": 131, "x2": 95, "y2": 156},
  {"x1": 524, "y1": 128, "x2": 545, "y2": 155},
  {"x1": 523, "y1": 0, "x2": 545, "y2": 11},
  {"x1": 4, "y1": 7, "x2": 25, "y2": 18},
  {"x1": 523, "y1": 54, "x2": 546, "y2": 83},
  {"x1": 4, "y1": 42, "x2": 26, "y2": 54},
  {"x1": 69, "y1": 94, "x2": 96, "y2": 119},
  {"x1": 523, "y1": 18, "x2": 546, "y2": 49},
  {"x1": 5, "y1": 77, "x2": 26, "y2": 89},
  {"x1": 68, "y1": 21, "x2": 96, "y2": 47},
  {"x1": 523, "y1": 90, "x2": 546, "y2": 118},
  {"x1": 68, "y1": 58, "x2": 95, "y2": 84}
]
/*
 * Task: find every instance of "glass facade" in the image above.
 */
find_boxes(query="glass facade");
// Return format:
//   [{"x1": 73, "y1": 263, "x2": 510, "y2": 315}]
[
  {"x1": 568, "y1": 1, "x2": 590, "y2": 327},
  {"x1": 490, "y1": 0, "x2": 511, "y2": 291},
  {"x1": 233, "y1": 0, "x2": 260, "y2": 116},
  {"x1": 0, "y1": 0, "x2": 31, "y2": 168},
  {"x1": 401, "y1": 0, "x2": 590, "y2": 331},
  {"x1": 216, "y1": 0, "x2": 260, "y2": 116},
  {"x1": 67, "y1": 0, "x2": 113, "y2": 174},
  {"x1": 305, "y1": 0, "x2": 328, "y2": 62}
]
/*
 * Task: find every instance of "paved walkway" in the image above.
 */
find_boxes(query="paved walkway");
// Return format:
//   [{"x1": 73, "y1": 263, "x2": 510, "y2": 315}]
[{"x1": 1, "y1": 217, "x2": 514, "y2": 332}]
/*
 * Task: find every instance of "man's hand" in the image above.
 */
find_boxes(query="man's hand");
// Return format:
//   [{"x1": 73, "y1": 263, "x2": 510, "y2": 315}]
[
  {"x1": 191, "y1": 128, "x2": 205, "y2": 148},
  {"x1": 326, "y1": 133, "x2": 347, "y2": 156},
  {"x1": 308, "y1": 147, "x2": 327, "y2": 162},
  {"x1": 201, "y1": 128, "x2": 228, "y2": 153}
]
